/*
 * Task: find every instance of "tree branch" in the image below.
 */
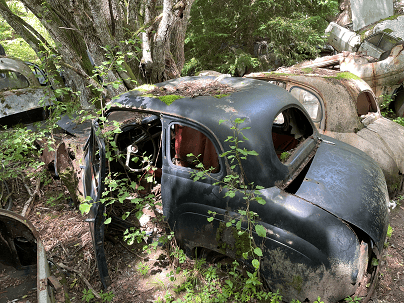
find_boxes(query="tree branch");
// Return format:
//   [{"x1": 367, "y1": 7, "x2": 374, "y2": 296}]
[
  {"x1": 57, "y1": 263, "x2": 101, "y2": 299},
  {"x1": 21, "y1": 177, "x2": 41, "y2": 217}
]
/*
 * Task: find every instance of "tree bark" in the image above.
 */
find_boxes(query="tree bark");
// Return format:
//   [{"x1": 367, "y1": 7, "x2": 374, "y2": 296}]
[{"x1": 0, "y1": 0, "x2": 194, "y2": 107}]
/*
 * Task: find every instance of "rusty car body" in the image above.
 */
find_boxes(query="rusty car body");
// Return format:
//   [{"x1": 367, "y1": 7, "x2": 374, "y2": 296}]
[
  {"x1": 323, "y1": 21, "x2": 404, "y2": 116},
  {"x1": 245, "y1": 69, "x2": 404, "y2": 196},
  {"x1": 0, "y1": 55, "x2": 92, "y2": 207},
  {"x1": 83, "y1": 76, "x2": 389, "y2": 302},
  {"x1": 0, "y1": 56, "x2": 53, "y2": 126},
  {"x1": 0, "y1": 209, "x2": 61, "y2": 302}
]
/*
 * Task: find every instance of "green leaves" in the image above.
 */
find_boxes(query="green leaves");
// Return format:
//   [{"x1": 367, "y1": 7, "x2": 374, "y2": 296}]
[
  {"x1": 79, "y1": 202, "x2": 92, "y2": 215},
  {"x1": 185, "y1": 0, "x2": 338, "y2": 73},
  {"x1": 255, "y1": 225, "x2": 266, "y2": 237},
  {"x1": 252, "y1": 258, "x2": 260, "y2": 270},
  {"x1": 104, "y1": 217, "x2": 111, "y2": 224},
  {"x1": 254, "y1": 247, "x2": 263, "y2": 257}
]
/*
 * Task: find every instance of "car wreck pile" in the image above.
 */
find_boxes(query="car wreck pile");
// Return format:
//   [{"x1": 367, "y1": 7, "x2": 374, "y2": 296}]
[{"x1": 2, "y1": 5, "x2": 404, "y2": 298}]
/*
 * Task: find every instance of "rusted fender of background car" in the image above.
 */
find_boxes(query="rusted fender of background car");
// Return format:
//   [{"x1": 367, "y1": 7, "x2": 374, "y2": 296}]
[
  {"x1": 0, "y1": 88, "x2": 52, "y2": 118},
  {"x1": 340, "y1": 44, "x2": 404, "y2": 97},
  {"x1": 0, "y1": 209, "x2": 62, "y2": 302},
  {"x1": 38, "y1": 116, "x2": 92, "y2": 205}
]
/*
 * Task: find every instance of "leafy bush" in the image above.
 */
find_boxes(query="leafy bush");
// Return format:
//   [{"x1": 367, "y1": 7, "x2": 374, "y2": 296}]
[{"x1": 184, "y1": 0, "x2": 338, "y2": 75}]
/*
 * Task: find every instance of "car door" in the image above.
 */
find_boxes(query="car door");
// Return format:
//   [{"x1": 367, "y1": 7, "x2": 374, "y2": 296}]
[
  {"x1": 82, "y1": 120, "x2": 110, "y2": 288},
  {"x1": 160, "y1": 116, "x2": 238, "y2": 253}
]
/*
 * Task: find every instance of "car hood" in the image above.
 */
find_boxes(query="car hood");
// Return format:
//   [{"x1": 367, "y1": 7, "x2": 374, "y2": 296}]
[{"x1": 295, "y1": 136, "x2": 389, "y2": 250}]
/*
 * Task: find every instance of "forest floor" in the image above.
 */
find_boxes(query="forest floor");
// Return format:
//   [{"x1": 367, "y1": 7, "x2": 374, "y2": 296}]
[{"x1": 3, "y1": 170, "x2": 404, "y2": 303}]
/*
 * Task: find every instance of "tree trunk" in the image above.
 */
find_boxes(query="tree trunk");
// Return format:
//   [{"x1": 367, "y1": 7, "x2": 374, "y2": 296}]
[
  {"x1": 0, "y1": 0, "x2": 194, "y2": 107},
  {"x1": 170, "y1": 0, "x2": 195, "y2": 72}
]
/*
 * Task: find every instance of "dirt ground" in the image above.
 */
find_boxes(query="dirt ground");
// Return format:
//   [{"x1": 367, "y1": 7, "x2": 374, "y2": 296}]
[
  {"x1": 3, "y1": 171, "x2": 404, "y2": 303},
  {"x1": 375, "y1": 197, "x2": 404, "y2": 303}
]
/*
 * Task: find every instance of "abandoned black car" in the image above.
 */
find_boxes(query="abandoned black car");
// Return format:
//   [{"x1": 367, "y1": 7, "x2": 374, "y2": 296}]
[{"x1": 83, "y1": 76, "x2": 389, "y2": 303}]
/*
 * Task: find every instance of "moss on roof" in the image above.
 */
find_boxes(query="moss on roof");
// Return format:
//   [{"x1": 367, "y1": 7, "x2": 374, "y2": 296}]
[
  {"x1": 214, "y1": 94, "x2": 230, "y2": 98},
  {"x1": 301, "y1": 67, "x2": 314, "y2": 74},
  {"x1": 327, "y1": 72, "x2": 362, "y2": 81},
  {"x1": 257, "y1": 72, "x2": 291, "y2": 77},
  {"x1": 157, "y1": 94, "x2": 183, "y2": 105},
  {"x1": 131, "y1": 79, "x2": 237, "y2": 105}
]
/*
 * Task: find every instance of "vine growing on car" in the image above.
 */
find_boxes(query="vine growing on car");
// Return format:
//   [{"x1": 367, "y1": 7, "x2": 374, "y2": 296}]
[{"x1": 188, "y1": 118, "x2": 269, "y2": 289}]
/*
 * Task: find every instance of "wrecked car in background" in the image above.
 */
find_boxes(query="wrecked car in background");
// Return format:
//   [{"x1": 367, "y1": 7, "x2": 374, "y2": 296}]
[
  {"x1": 322, "y1": 0, "x2": 404, "y2": 115},
  {"x1": 0, "y1": 209, "x2": 62, "y2": 302},
  {"x1": 0, "y1": 56, "x2": 92, "y2": 207},
  {"x1": 245, "y1": 69, "x2": 404, "y2": 196},
  {"x1": 83, "y1": 76, "x2": 389, "y2": 303},
  {"x1": 0, "y1": 56, "x2": 53, "y2": 126},
  {"x1": 325, "y1": 22, "x2": 404, "y2": 113}
]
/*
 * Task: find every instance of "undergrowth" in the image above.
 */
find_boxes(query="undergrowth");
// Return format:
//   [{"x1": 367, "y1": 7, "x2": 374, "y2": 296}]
[{"x1": 380, "y1": 94, "x2": 404, "y2": 127}]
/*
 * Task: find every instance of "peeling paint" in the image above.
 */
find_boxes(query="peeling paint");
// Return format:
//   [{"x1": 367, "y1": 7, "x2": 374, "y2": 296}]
[{"x1": 0, "y1": 87, "x2": 52, "y2": 119}]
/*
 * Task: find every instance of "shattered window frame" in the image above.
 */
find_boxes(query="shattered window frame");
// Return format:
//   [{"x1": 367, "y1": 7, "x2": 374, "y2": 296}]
[{"x1": 289, "y1": 86, "x2": 323, "y2": 122}]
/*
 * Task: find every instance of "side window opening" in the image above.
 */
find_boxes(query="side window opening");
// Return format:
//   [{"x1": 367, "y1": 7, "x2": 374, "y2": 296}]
[
  {"x1": 170, "y1": 123, "x2": 220, "y2": 173},
  {"x1": 290, "y1": 87, "x2": 322, "y2": 122},
  {"x1": 357, "y1": 92, "x2": 377, "y2": 116},
  {"x1": 110, "y1": 112, "x2": 163, "y2": 181},
  {"x1": 272, "y1": 107, "x2": 313, "y2": 162},
  {"x1": 273, "y1": 107, "x2": 316, "y2": 194},
  {"x1": 0, "y1": 70, "x2": 29, "y2": 90}
]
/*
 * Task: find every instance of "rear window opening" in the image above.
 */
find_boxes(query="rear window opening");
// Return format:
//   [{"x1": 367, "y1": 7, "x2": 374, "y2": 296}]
[
  {"x1": 357, "y1": 92, "x2": 377, "y2": 116},
  {"x1": 272, "y1": 107, "x2": 313, "y2": 162}
]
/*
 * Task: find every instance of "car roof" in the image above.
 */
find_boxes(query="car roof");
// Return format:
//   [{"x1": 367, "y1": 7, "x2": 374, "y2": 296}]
[
  {"x1": 245, "y1": 69, "x2": 379, "y2": 132},
  {"x1": 107, "y1": 76, "x2": 317, "y2": 187},
  {"x1": 109, "y1": 76, "x2": 308, "y2": 128},
  {"x1": 0, "y1": 56, "x2": 40, "y2": 86}
]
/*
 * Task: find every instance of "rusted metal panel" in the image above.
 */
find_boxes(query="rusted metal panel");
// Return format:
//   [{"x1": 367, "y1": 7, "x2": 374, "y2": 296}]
[
  {"x1": 0, "y1": 87, "x2": 52, "y2": 119},
  {"x1": 0, "y1": 57, "x2": 40, "y2": 86},
  {"x1": 350, "y1": 0, "x2": 393, "y2": 31},
  {"x1": 244, "y1": 70, "x2": 404, "y2": 195},
  {"x1": 325, "y1": 22, "x2": 361, "y2": 52},
  {"x1": 294, "y1": 53, "x2": 343, "y2": 69},
  {"x1": 0, "y1": 56, "x2": 54, "y2": 123},
  {"x1": 0, "y1": 209, "x2": 55, "y2": 302},
  {"x1": 340, "y1": 44, "x2": 404, "y2": 97},
  {"x1": 358, "y1": 40, "x2": 385, "y2": 59}
]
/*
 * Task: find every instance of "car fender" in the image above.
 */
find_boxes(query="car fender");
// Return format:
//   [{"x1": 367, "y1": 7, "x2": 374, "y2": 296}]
[
  {"x1": 323, "y1": 129, "x2": 401, "y2": 191},
  {"x1": 295, "y1": 137, "x2": 389, "y2": 250}
]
